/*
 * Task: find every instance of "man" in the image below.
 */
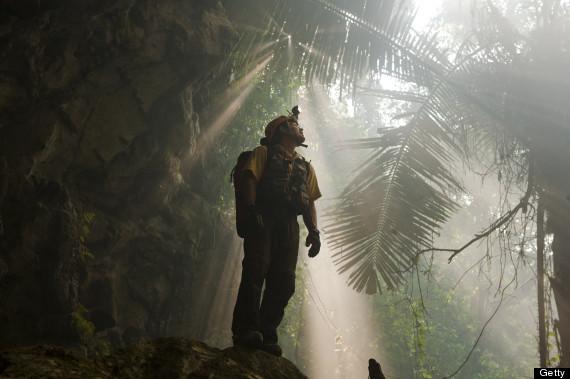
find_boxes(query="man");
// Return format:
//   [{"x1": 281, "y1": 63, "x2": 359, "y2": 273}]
[{"x1": 232, "y1": 113, "x2": 321, "y2": 356}]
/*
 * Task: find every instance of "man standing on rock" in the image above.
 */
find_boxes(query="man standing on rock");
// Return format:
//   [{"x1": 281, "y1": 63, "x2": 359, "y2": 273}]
[{"x1": 231, "y1": 108, "x2": 321, "y2": 356}]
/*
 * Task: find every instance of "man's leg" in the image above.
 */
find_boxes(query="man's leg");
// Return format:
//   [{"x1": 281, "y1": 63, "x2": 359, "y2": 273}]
[
  {"x1": 259, "y1": 216, "x2": 299, "y2": 348},
  {"x1": 232, "y1": 229, "x2": 271, "y2": 344}
]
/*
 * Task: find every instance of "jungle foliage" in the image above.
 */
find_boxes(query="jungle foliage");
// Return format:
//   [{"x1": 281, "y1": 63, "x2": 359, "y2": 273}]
[
  {"x1": 323, "y1": 0, "x2": 570, "y2": 295},
  {"x1": 217, "y1": 0, "x2": 569, "y2": 373}
]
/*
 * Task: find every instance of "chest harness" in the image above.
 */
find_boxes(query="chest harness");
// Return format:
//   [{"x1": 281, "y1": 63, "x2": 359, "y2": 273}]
[{"x1": 257, "y1": 145, "x2": 311, "y2": 215}]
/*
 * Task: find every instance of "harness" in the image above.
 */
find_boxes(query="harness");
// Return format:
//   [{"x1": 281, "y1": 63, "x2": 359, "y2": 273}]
[{"x1": 257, "y1": 145, "x2": 311, "y2": 215}]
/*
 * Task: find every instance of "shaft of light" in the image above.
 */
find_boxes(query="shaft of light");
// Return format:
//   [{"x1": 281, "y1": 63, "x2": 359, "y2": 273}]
[
  {"x1": 298, "y1": 92, "x2": 392, "y2": 379},
  {"x1": 187, "y1": 53, "x2": 273, "y2": 170}
]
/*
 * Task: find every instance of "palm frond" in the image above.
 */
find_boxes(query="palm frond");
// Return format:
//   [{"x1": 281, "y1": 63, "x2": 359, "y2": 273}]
[
  {"x1": 226, "y1": 0, "x2": 451, "y2": 93},
  {"x1": 325, "y1": 4, "x2": 570, "y2": 293},
  {"x1": 325, "y1": 105, "x2": 464, "y2": 292},
  {"x1": 356, "y1": 86, "x2": 428, "y2": 103}
]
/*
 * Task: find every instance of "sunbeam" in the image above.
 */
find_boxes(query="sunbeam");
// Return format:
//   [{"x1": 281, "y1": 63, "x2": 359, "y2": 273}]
[
  {"x1": 186, "y1": 53, "x2": 274, "y2": 171},
  {"x1": 297, "y1": 87, "x2": 393, "y2": 379}
]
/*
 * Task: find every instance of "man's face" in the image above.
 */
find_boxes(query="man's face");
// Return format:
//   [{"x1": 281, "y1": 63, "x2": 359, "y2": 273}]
[{"x1": 288, "y1": 121, "x2": 305, "y2": 145}]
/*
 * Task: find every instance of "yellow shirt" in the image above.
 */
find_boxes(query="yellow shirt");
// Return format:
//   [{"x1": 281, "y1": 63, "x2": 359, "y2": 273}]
[{"x1": 243, "y1": 146, "x2": 322, "y2": 201}]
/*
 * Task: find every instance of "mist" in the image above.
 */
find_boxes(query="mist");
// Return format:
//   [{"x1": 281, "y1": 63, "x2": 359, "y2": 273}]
[{"x1": 1, "y1": 0, "x2": 568, "y2": 378}]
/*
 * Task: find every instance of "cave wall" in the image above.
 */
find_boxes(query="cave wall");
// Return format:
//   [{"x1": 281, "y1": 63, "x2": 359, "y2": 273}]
[{"x1": 0, "y1": 0, "x2": 239, "y2": 347}]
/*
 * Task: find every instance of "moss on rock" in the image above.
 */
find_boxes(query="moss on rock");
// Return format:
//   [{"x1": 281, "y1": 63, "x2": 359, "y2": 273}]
[{"x1": 0, "y1": 338, "x2": 308, "y2": 379}]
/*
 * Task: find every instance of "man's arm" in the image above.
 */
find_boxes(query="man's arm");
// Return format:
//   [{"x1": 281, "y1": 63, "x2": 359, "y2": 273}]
[
  {"x1": 303, "y1": 200, "x2": 321, "y2": 257},
  {"x1": 302, "y1": 200, "x2": 318, "y2": 232},
  {"x1": 240, "y1": 171, "x2": 264, "y2": 234},
  {"x1": 240, "y1": 146, "x2": 267, "y2": 207},
  {"x1": 241, "y1": 171, "x2": 257, "y2": 207}
]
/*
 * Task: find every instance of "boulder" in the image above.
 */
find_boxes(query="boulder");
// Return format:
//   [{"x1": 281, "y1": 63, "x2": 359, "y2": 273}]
[{"x1": 0, "y1": 338, "x2": 308, "y2": 379}]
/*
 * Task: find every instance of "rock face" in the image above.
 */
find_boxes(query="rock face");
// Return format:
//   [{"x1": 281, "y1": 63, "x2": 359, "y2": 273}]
[
  {"x1": 0, "y1": 0, "x2": 239, "y2": 348},
  {"x1": 0, "y1": 338, "x2": 309, "y2": 379}
]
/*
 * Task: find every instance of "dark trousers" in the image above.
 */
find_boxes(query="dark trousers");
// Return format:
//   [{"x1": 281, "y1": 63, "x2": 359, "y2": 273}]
[{"x1": 232, "y1": 209, "x2": 299, "y2": 344}]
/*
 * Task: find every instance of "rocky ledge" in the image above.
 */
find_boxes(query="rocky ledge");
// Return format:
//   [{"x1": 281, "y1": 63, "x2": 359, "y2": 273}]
[{"x1": 0, "y1": 338, "x2": 308, "y2": 379}]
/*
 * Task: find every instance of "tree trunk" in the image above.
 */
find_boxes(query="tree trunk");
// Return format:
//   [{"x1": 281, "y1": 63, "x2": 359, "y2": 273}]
[
  {"x1": 550, "y1": 213, "x2": 570, "y2": 366},
  {"x1": 537, "y1": 203, "x2": 547, "y2": 366}
]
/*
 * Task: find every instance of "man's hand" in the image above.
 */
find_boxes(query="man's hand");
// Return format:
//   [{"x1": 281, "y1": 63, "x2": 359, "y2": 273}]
[
  {"x1": 302, "y1": 200, "x2": 320, "y2": 257},
  {"x1": 246, "y1": 204, "x2": 264, "y2": 235},
  {"x1": 305, "y1": 229, "x2": 321, "y2": 257}
]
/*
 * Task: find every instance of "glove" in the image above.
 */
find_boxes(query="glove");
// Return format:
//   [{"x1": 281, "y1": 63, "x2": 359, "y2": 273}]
[
  {"x1": 246, "y1": 204, "x2": 264, "y2": 235},
  {"x1": 305, "y1": 228, "x2": 321, "y2": 258}
]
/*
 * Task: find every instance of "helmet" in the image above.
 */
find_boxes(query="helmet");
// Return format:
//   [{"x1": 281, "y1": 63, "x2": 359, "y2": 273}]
[{"x1": 260, "y1": 116, "x2": 297, "y2": 146}]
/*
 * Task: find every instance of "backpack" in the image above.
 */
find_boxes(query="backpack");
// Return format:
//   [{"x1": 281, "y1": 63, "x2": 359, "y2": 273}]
[
  {"x1": 230, "y1": 147, "x2": 311, "y2": 238},
  {"x1": 230, "y1": 150, "x2": 253, "y2": 238}
]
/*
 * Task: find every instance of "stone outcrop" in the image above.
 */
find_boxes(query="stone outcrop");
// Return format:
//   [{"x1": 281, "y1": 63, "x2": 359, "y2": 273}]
[
  {"x1": 0, "y1": 0, "x2": 238, "y2": 348},
  {"x1": 0, "y1": 338, "x2": 308, "y2": 379}
]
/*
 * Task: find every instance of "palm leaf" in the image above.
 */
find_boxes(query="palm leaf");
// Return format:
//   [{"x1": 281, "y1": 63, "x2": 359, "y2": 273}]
[
  {"x1": 325, "y1": 4, "x2": 570, "y2": 293},
  {"x1": 325, "y1": 108, "x2": 464, "y2": 292},
  {"x1": 225, "y1": 0, "x2": 450, "y2": 92}
]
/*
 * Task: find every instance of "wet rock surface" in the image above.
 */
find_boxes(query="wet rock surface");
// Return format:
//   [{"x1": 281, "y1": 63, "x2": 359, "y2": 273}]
[
  {"x1": 0, "y1": 338, "x2": 308, "y2": 379},
  {"x1": 0, "y1": 0, "x2": 238, "y2": 348}
]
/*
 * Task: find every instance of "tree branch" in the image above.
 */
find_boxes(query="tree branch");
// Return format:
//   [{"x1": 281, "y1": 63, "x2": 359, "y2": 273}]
[{"x1": 414, "y1": 164, "x2": 534, "y2": 265}]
